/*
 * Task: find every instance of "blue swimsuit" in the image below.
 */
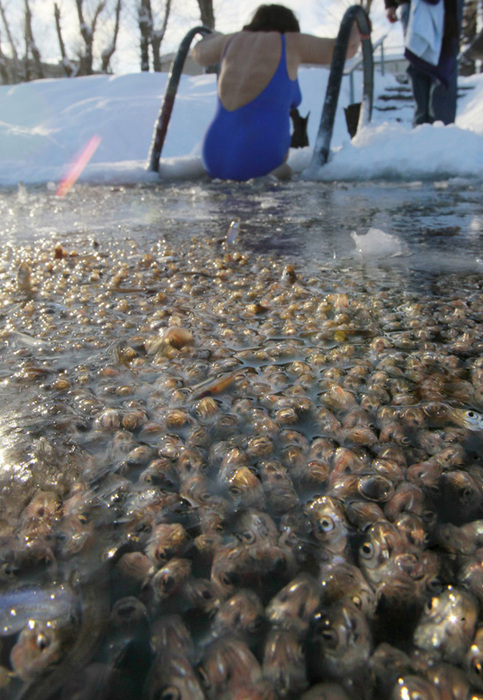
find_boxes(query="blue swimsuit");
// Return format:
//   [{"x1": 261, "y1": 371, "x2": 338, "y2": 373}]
[{"x1": 202, "y1": 34, "x2": 302, "y2": 181}]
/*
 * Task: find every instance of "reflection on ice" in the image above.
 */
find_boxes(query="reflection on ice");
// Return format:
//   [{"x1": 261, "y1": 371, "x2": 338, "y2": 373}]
[{"x1": 350, "y1": 228, "x2": 403, "y2": 259}]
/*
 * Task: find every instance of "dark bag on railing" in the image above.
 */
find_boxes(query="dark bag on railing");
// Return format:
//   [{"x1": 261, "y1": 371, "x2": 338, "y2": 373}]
[
  {"x1": 290, "y1": 108, "x2": 310, "y2": 148},
  {"x1": 344, "y1": 102, "x2": 361, "y2": 138}
]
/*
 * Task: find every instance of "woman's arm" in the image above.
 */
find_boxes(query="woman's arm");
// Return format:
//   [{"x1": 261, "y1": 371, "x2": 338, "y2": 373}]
[
  {"x1": 192, "y1": 32, "x2": 233, "y2": 66},
  {"x1": 292, "y1": 25, "x2": 361, "y2": 65}
]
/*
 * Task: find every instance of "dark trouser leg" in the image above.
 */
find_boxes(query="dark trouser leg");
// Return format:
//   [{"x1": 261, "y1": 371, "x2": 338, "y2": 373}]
[
  {"x1": 399, "y1": 3, "x2": 432, "y2": 126},
  {"x1": 430, "y1": 0, "x2": 464, "y2": 124},
  {"x1": 407, "y1": 64, "x2": 433, "y2": 125},
  {"x1": 430, "y1": 62, "x2": 458, "y2": 124}
]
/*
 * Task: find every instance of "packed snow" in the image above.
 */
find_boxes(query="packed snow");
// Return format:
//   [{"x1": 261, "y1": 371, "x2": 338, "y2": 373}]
[{"x1": 1, "y1": 0, "x2": 482, "y2": 188}]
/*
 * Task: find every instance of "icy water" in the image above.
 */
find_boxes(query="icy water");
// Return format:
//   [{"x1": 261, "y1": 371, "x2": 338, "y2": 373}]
[{"x1": 0, "y1": 180, "x2": 482, "y2": 700}]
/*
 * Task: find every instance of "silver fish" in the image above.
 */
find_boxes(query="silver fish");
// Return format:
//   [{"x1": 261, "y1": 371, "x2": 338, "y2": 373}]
[
  {"x1": 413, "y1": 586, "x2": 478, "y2": 665},
  {"x1": 0, "y1": 584, "x2": 77, "y2": 636}
]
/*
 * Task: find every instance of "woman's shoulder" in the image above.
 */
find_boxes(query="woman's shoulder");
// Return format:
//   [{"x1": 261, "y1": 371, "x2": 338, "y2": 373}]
[{"x1": 192, "y1": 31, "x2": 237, "y2": 66}]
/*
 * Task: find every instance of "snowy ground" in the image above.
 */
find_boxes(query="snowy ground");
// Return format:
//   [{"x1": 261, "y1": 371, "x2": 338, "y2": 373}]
[{"x1": 0, "y1": 55, "x2": 482, "y2": 187}]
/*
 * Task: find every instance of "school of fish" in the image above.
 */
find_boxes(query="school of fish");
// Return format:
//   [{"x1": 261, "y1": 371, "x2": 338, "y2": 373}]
[{"x1": 0, "y1": 214, "x2": 482, "y2": 700}]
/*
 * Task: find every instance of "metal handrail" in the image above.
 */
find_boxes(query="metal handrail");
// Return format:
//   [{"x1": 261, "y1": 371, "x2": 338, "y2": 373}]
[
  {"x1": 147, "y1": 25, "x2": 213, "y2": 173},
  {"x1": 309, "y1": 5, "x2": 373, "y2": 171},
  {"x1": 345, "y1": 33, "x2": 387, "y2": 103}
]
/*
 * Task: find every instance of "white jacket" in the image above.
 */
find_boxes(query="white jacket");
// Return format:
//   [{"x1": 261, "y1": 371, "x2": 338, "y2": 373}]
[{"x1": 405, "y1": 0, "x2": 445, "y2": 65}]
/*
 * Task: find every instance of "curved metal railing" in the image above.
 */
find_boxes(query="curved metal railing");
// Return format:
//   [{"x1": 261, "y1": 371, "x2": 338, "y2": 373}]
[
  {"x1": 310, "y1": 5, "x2": 373, "y2": 171},
  {"x1": 147, "y1": 25, "x2": 213, "y2": 173}
]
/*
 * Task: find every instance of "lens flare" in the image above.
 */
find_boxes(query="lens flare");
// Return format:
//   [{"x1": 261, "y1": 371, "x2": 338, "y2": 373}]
[{"x1": 56, "y1": 135, "x2": 101, "y2": 197}]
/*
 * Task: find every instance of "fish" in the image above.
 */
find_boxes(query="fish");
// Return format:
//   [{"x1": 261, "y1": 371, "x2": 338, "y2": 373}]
[
  {"x1": 413, "y1": 586, "x2": 478, "y2": 665},
  {"x1": 10, "y1": 620, "x2": 73, "y2": 682},
  {"x1": 143, "y1": 649, "x2": 205, "y2": 700},
  {"x1": 226, "y1": 218, "x2": 241, "y2": 245},
  {"x1": 369, "y1": 643, "x2": 413, "y2": 699},
  {"x1": 448, "y1": 407, "x2": 483, "y2": 432},
  {"x1": 309, "y1": 601, "x2": 373, "y2": 699},
  {"x1": 358, "y1": 520, "x2": 408, "y2": 587},
  {"x1": 304, "y1": 496, "x2": 351, "y2": 560},
  {"x1": 199, "y1": 635, "x2": 263, "y2": 699},
  {"x1": 466, "y1": 624, "x2": 483, "y2": 691},
  {"x1": 0, "y1": 584, "x2": 77, "y2": 636},
  {"x1": 390, "y1": 675, "x2": 441, "y2": 700},
  {"x1": 262, "y1": 628, "x2": 309, "y2": 697},
  {"x1": 212, "y1": 589, "x2": 266, "y2": 643},
  {"x1": 190, "y1": 370, "x2": 246, "y2": 400},
  {"x1": 15, "y1": 543, "x2": 137, "y2": 700},
  {"x1": 266, "y1": 573, "x2": 322, "y2": 637}
]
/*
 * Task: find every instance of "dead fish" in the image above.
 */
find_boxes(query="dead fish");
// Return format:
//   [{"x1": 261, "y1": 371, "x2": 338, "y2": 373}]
[
  {"x1": 190, "y1": 370, "x2": 245, "y2": 400},
  {"x1": 425, "y1": 662, "x2": 473, "y2": 700},
  {"x1": 299, "y1": 683, "x2": 352, "y2": 699},
  {"x1": 15, "y1": 543, "x2": 136, "y2": 700},
  {"x1": 358, "y1": 520, "x2": 408, "y2": 587},
  {"x1": 226, "y1": 218, "x2": 241, "y2": 245},
  {"x1": 266, "y1": 573, "x2": 322, "y2": 637},
  {"x1": 262, "y1": 628, "x2": 308, "y2": 697},
  {"x1": 310, "y1": 601, "x2": 373, "y2": 699},
  {"x1": 17, "y1": 262, "x2": 33, "y2": 292},
  {"x1": 212, "y1": 589, "x2": 266, "y2": 643},
  {"x1": 448, "y1": 407, "x2": 483, "y2": 432},
  {"x1": 319, "y1": 561, "x2": 377, "y2": 619},
  {"x1": 390, "y1": 675, "x2": 440, "y2": 700},
  {"x1": 369, "y1": 643, "x2": 413, "y2": 700},
  {"x1": 0, "y1": 584, "x2": 78, "y2": 636},
  {"x1": 413, "y1": 586, "x2": 478, "y2": 665},
  {"x1": 11, "y1": 618, "x2": 75, "y2": 681},
  {"x1": 199, "y1": 635, "x2": 263, "y2": 699},
  {"x1": 304, "y1": 496, "x2": 351, "y2": 560},
  {"x1": 466, "y1": 624, "x2": 483, "y2": 691},
  {"x1": 150, "y1": 614, "x2": 194, "y2": 658},
  {"x1": 143, "y1": 649, "x2": 204, "y2": 700}
]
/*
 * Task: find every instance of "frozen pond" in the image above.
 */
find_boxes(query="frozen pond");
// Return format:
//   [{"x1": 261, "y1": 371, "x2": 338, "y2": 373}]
[
  {"x1": 0, "y1": 180, "x2": 483, "y2": 271},
  {"x1": 0, "y1": 180, "x2": 482, "y2": 699},
  {"x1": 3, "y1": 178, "x2": 482, "y2": 270}
]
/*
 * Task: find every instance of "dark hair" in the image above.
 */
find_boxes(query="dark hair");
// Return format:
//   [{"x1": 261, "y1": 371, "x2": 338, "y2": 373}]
[{"x1": 243, "y1": 4, "x2": 300, "y2": 33}]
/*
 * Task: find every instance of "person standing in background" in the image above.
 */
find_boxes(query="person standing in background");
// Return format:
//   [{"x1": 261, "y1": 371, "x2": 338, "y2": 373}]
[{"x1": 384, "y1": 0, "x2": 464, "y2": 126}]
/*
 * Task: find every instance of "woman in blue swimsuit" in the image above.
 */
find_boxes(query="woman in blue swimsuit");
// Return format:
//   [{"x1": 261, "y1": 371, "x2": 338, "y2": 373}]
[{"x1": 192, "y1": 4, "x2": 360, "y2": 181}]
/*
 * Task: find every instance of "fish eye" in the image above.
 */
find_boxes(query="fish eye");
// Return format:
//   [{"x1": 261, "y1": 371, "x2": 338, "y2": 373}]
[
  {"x1": 221, "y1": 572, "x2": 238, "y2": 588},
  {"x1": 359, "y1": 542, "x2": 374, "y2": 559},
  {"x1": 425, "y1": 596, "x2": 438, "y2": 614},
  {"x1": 240, "y1": 531, "x2": 256, "y2": 544},
  {"x1": 422, "y1": 509, "x2": 437, "y2": 525},
  {"x1": 36, "y1": 632, "x2": 50, "y2": 652},
  {"x1": 352, "y1": 595, "x2": 362, "y2": 609},
  {"x1": 467, "y1": 411, "x2": 476, "y2": 419},
  {"x1": 459, "y1": 487, "x2": 474, "y2": 502},
  {"x1": 160, "y1": 687, "x2": 181, "y2": 700},
  {"x1": 320, "y1": 628, "x2": 338, "y2": 648},
  {"x1": 78, "y1": 513, "x2": 89, "y2": 524},
  {"x1": 249, "y1": 615, "x2": 265, "y2": 633},
  {"x1": 160, "y1": 575, "x2": 175, "y2": 593},
  {"x1": 426, "y1": 577, "x2": 443, "y2": 594},
  {"x1": 317, "y1": 516, "x2": 334, "y2": 533},
  {"x1": 1, "y1": 563, "x2": 17, "y2": 578},
  {"x1": 198, "y1": 666, "x2": 211, "y2": 689},
  {"x1": 472, "y1": 660, "x2": 483, "y2": 677},
  {"x1": 40, "y1": 552, "x2": 55, "y2": 568}
]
